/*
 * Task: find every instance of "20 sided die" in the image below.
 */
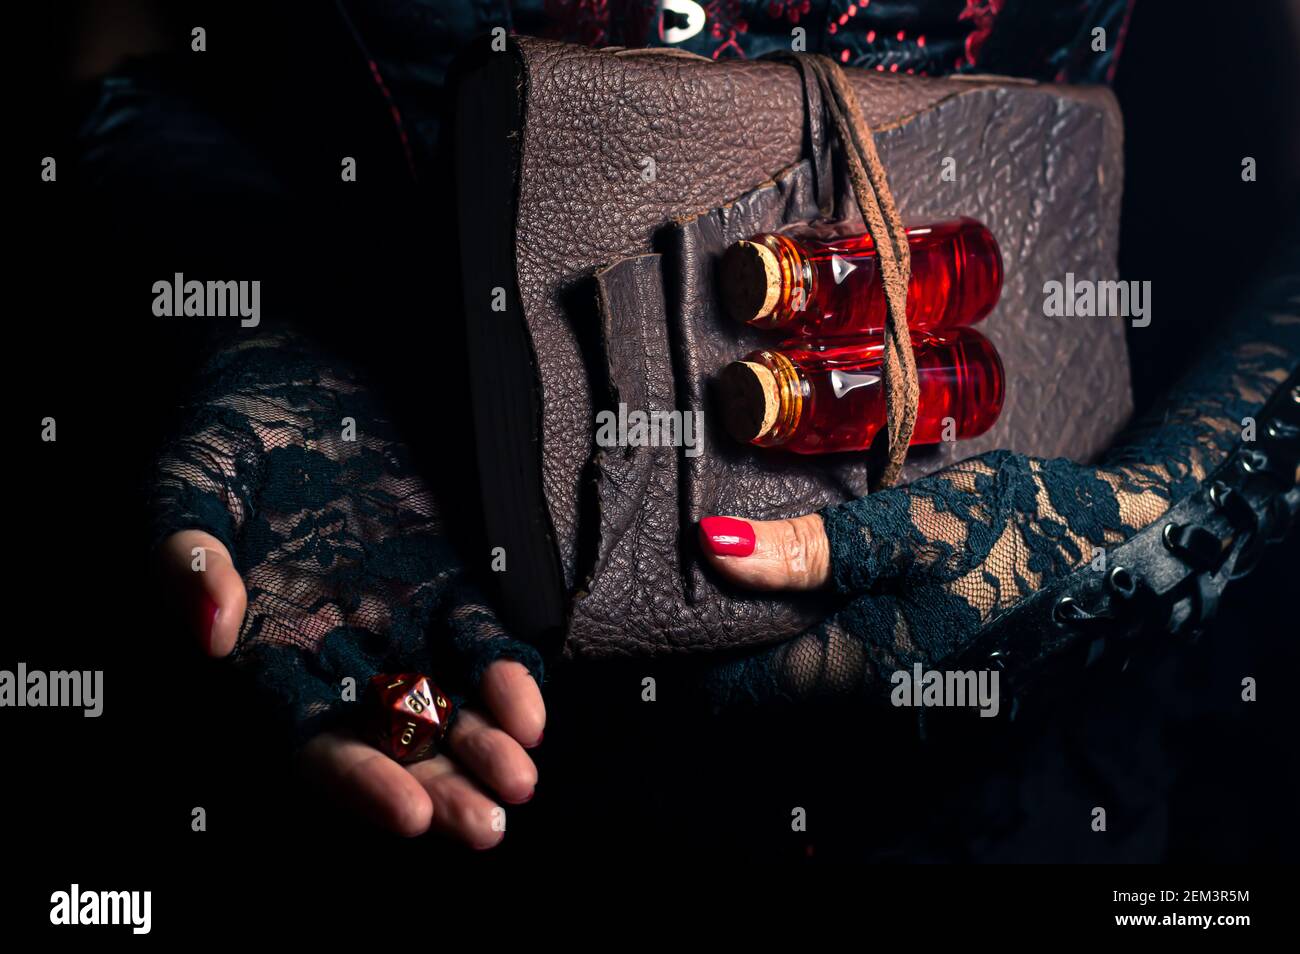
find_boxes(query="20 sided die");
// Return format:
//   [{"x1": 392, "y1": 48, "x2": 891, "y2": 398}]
[{"x1": 367, "y1": 673, "x2": 452, "y2": 763}]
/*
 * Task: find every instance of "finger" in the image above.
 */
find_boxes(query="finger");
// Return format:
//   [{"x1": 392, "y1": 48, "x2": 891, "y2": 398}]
[
  {"x1": 406, "y1": 755, "x2": 509, "y2": 850},
  {"x1": 299, "y1": 731, "x2": 434, "y2": 838},
  {"x1": 160, "y1": 529, "x2": 248, "y2": 656},
  {"x1": 698, "y1": 514, "x2": 830, "y2": 591},
  {"x1": 445, "y1": 706, "x2": 537, "y2": 805},
  {"x1": 479, "y1": 661, "x2": 546, "y2": 749}
]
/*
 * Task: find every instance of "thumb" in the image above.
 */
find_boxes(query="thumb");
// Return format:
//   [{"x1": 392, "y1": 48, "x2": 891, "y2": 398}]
[
  {"x1": 697, "y1": 514, "x2": 830, "y2": 591},
  {"x1": 160, "y1": 529, "x2": 248, "y2": 657}
]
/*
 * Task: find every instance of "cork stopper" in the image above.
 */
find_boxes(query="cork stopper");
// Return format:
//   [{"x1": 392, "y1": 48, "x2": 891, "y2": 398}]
[
  {"x1": 721, "y1": 240, "x2": 781, "y2": 325},
  {"x1": 718, "y1": 360, "x2": 780, "y2": 442}
]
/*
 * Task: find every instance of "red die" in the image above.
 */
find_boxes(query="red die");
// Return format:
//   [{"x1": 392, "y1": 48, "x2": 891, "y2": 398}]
[{"x1": 367, "y1": 673, "x2": 453, "y2": 763}]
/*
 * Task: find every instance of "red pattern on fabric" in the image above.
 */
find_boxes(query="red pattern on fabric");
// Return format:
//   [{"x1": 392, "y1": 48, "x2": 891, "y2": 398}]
[
  {"x1": 365, "y1": 59, "x2": 416, "y2": 181},
  {"x1": 767, "y1": 0, "x2": 812, "y2": 24},
  {"x1": 1106, "y1": 0, "x2": 1137, "y2": 83},
  {"x1": 956, "y1": 0, "x2": 1005, "y2": 68},
  {"x1": 706, "y1": 0, "x2": 749, "y2": 58},
  {"x1": 544, "y1": 0, "x2": 612, "y2": 47}
]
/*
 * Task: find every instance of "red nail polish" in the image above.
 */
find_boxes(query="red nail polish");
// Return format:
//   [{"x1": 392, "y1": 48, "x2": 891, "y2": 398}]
[
  {"x1": 199, "y1": 595, "x2": 219, "y2": 652},
  {"x1": 700, "y1": 516, "x2": 756, "y2": 557}
]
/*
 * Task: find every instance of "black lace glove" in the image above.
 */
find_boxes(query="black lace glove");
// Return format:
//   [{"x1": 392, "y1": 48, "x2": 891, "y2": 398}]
[
  {"x1": 700, "y1": 235, "x2": 1300, "y2": 708},
  {"x1": 151, "y1": 331, "x2": 544, "y2": 746}
]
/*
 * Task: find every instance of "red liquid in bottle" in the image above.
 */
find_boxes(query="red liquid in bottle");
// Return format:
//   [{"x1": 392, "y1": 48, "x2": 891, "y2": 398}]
[
  {"x1": 731, "y1": 328, "x2": 1005, "y2": 454},
  {"x1": 725, "y1": 218, "x2": 1003, "y2": 338}
]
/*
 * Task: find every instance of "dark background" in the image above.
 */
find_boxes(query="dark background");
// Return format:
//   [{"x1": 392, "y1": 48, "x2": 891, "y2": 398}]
[{"x1": 6, "y1": 0, "x2": 1298, "y2": 928}]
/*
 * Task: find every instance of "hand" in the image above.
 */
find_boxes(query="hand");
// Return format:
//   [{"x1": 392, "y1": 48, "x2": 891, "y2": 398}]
[
  {"x1": 695, "y1": 292, "x2": 1296, "y2": 706},
  {"x1": 153, "y1": 334, "x2": 546, "y2": 847}
]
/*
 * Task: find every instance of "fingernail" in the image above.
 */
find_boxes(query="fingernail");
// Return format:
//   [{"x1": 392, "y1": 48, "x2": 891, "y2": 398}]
[
  {"x1": 199, "y1": 594, "x2": 220, "y2": 652},
  {"x1": 699, "y1": 516, "x2": 756, "y2": 557},
  {"x1": 524, "y1": 730, "x2": 544, "y2": 750}
]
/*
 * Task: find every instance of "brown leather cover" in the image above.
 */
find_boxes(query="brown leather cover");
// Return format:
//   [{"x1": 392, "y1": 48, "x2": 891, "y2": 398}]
[{"x1": 478, "y1": 37, "x2": 1131, "y2": 658}]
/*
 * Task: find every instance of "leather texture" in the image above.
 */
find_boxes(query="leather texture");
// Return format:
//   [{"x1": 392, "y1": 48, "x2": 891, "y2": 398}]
[{"x1": 503, "y1": 37, "x2": 1132, "y2": 657}]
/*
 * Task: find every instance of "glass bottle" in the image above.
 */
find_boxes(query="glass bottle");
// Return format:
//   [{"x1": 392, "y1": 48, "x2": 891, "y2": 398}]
[
  {"x1": 718, "y1": 328, "x2": 1005, "y2": 454},
  {"x1": 720, "y1": 217, "x2": 1003, "y2": 338}
]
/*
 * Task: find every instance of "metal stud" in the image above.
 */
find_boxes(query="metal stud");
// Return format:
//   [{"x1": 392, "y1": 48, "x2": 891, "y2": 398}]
[{"x1": 1107, "y1": 565, "x2": 1137, "y2": 598}]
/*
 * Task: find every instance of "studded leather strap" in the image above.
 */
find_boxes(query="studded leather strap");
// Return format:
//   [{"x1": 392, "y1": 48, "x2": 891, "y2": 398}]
[{"x1": 947, "y1": 368, "x2": 1300, "y2": 717}]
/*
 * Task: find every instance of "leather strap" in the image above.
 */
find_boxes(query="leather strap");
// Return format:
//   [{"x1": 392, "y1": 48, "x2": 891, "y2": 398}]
[
  {"x1": 772, "y1": 55, "x2": 834, "y2": 217},
  {"x1": 766, "y1": 52, "x2": 918, "y2": 489}
]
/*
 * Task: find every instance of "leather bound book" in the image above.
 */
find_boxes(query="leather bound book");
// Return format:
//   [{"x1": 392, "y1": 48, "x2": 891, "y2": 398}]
[{"x1": 453, "y1": 37, "x2": 1131, "y2": 659}]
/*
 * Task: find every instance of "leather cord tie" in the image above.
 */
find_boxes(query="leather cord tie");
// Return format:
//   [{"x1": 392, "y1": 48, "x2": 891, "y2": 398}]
[{"x1": 767, "y1": 52, "x2": 919, "y2": 489}]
